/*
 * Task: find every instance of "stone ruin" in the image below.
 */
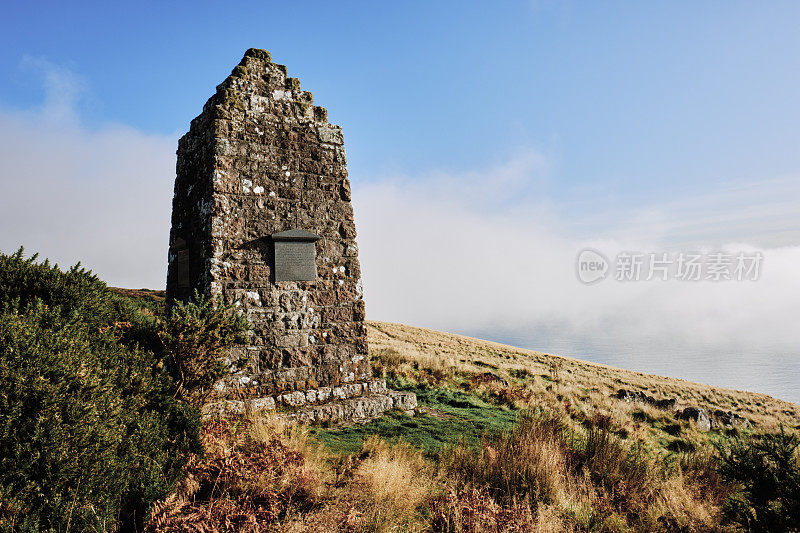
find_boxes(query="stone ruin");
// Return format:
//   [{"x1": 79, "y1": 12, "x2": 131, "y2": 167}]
[{"x1": 166, "y1": 48, "x2": 415, "y2": 423}]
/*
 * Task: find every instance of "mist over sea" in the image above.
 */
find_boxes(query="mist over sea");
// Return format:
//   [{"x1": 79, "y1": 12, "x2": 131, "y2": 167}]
[{"x1": 472, "y1": 327, "x2": 800, "y2": 405}]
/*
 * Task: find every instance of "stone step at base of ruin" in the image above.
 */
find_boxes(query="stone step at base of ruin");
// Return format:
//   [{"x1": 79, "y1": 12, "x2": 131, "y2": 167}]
[
  {"x1": 202, "y1": 378, "x2": 417, "y2": 425},
  {"x1": 287, "y1": 390, "x2": 417, "y2": 424}
]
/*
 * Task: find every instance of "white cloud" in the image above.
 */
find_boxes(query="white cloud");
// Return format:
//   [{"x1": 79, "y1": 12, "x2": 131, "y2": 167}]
[
  {"x1": 0, "y1": 59, "x2": 175, "y2": 288},
  {"x1": 19, "y1": 56, "x2": 88, "y2": 125},
  {"x1": 571, "y1": 176, "x2": 800, "y2": 248},
  {"x1": 354, "y1": 151, "x2": 800, "y2": 359}
]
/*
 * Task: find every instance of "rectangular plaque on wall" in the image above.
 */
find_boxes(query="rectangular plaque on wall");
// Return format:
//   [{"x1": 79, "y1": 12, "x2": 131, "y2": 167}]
[{"x1": 272, "y1": 229, "x2": 321, "y2": 282}]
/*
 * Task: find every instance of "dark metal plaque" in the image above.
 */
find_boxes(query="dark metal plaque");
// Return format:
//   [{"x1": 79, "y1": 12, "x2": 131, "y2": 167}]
[
  {"x1": 272, "y1": 228, "x2": 320, "y2": 282},
  {"x1": 274, "y1": 241, "x2": 317, "y2": 281}
]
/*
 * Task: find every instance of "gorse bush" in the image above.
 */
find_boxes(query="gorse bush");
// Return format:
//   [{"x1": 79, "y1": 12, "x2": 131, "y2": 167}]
[
  {"x1": 160, "y1": 291, "x2": 249, "y2": 406},
  {"x1": 715, "y1": 427, "x2": 800, "y2": 532},
  {"x1": 0, "y1": 248, "x2": 128, "y2": 330},
  {"x1": 0, "y1": 247, "x2": 163, "y2": 355},
  {"x1": 0, "y1": 305, "x2": 132, "y2": 531},
  {"x1": 0, "y1": 248, "x2": 246, "y2": 532},
  {"x1": 0, "y1": 305, "x2": 201, "y2": 532}
]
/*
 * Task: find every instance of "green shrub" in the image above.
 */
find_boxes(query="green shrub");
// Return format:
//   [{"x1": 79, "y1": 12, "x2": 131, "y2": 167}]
[
  {"x1": 160, "y1": 291, "x2": 249, "y2": 406},
  {"x1": 0, "y1": 247, "x2": 126, "y2": 329},
  {"x1": 715, "y1": 428, "x2": 800, "y2": 532},
  {"x1": 0, "y1": 305, "x2": 129, "y2": 531},
  {"x1": 0, "y1": 247, "x2": 162, "y2": 355},
  {"x1": 0, "y1": 249, "x2": 209, "y2": 532},
  {"x1": 0, "y1": 303, "x2": 201, "y2": 531}
]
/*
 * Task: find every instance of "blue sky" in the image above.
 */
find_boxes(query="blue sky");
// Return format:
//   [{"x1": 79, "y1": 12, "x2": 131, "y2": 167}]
[
  {"x1": 1, "y1": 1, "x2": 799, "y2": 399},
  {"x1": 3, "y1": 1, "x2": 799, "y2": 198}
]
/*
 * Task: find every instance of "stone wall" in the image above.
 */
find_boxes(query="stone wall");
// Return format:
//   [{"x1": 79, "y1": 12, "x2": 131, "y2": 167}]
[{"x1": 167, "y1": 49, "x2": 372, "y2": 400}]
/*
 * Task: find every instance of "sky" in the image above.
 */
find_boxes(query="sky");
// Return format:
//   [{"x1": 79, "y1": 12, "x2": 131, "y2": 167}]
[{"x1": 1, "y1": 1, "x2": 799, "y2": 399}]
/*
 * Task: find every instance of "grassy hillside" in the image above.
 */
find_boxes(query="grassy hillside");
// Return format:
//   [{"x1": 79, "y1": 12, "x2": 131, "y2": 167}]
[
  {"x1": 147, "y1": 315, "x2": 799, "y2": 531},
  {"x1": 366, "y1": 320, "x2": 800, "y2": 431},
  {"x1": 17, "y1": 283, "x2": 791, "y2": 531}
]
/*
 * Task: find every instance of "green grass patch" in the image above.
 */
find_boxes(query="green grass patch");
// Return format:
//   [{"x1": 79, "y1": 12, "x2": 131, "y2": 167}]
[{"x1": 311, "y1": 384, "x2": 518, "y2": 457}]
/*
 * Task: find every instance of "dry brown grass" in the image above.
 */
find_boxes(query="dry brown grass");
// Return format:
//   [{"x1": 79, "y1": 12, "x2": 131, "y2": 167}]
[
  {"x1": 147, "y1": 321, "x2": 795, "y2": 531},
  {"x1": 343, "y1": 435, "x2": 436, "y2": 532},
  {"x1": 439, "y1": 411, "x2": 729, "y2": 531},
  {"x1": 372, "y1": 345, "x2": 460, "y2": 385},
  {"x1": 147, "y1": 415, "x2": 327, "y2": 532},
  {"x1": 443, "y1": 412, "x2": 571, "y2": 506},
  {"x1": 147, "y1": 415, "x2": 439, "y2": 533},
  {"x1": 367, "y1": 320, "x2": 800, "y2": 430},
  {"x1": 147, "y1": 406, "x2": 734, "y2": 531},
  {"x1": 367, "y1": 320, "x2": 763, "y2": 530}
]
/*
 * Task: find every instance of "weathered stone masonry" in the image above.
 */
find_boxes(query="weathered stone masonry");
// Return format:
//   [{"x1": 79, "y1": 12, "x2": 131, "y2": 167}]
[{"x1": 166, "y1": 49, "x2": 415, "y2": 419}]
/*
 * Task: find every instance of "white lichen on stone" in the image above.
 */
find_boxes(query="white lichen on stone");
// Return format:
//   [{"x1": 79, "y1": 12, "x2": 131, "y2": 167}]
[
  {"x1": 272, "y1": 89, "x2": 291, "y2": 101},
  {"x1": 209, "y1": 281, "x2": 222, "y2": 297},
  {"x1": 210, "y1": 216, "x2": 224, "y2": 238}
]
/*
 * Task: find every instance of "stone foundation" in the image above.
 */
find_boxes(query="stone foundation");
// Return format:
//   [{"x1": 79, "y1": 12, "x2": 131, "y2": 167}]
[{"x1": 203, "y1": 378, "x2": 417, "y2": 424}]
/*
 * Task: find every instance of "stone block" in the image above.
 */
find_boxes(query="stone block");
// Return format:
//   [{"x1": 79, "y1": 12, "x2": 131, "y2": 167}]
[
  {"x1": 247, "y1": 396, "x2": 276, "y2": 411},
  {"x1": 279, "y1": 391, "x2": 307, "y2": 407}
]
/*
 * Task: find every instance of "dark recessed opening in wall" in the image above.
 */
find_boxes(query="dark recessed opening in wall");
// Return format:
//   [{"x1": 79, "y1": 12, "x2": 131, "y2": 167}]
[{"x1": 170, "y1": 237, "x2": 190, "y2": 289}]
